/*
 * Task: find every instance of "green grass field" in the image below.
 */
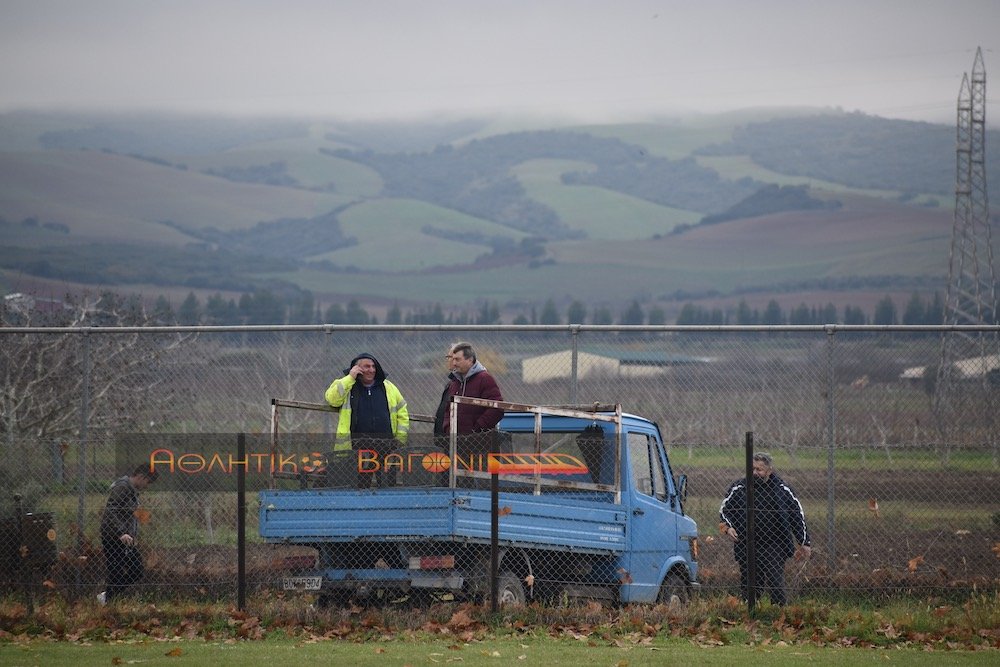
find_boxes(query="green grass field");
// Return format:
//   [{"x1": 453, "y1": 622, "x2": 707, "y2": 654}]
[
  {"x1": 313, "y1": 198, "x2": 527, "y2": 270},
  {"x1": 177, "y1": 147, "x2": 385, "y2": 198},
  {"x1": 513, "y1": 159, "x2": 700, "y2": 240},
  {"x1": 1, "y1": 593, "x2": 996, "y2": 664},
  {"x1": 2, "y1": 634, "x2": 994, "y2": 666}
]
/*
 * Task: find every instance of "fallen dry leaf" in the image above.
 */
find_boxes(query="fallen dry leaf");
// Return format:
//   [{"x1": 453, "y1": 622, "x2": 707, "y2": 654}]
[
  {"x1": 907, "y1": 555, "x2": 925, "y2": 572},
  {"x1": 498, "y1": 506, "x2": 512, "y2": 517},
  {"x1": 867, "y1": 498, "x2": 880, "y2": 518},
  {"x1": 879, "y1": 623, "x2": 898, "y2": 639},
  {"x1": 448, "y1": 609, "x2": 476, "y2": 630}
]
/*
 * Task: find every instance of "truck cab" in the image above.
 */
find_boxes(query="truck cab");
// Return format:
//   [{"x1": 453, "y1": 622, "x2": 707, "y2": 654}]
[{"x1": 493, "y1": 407, "x2": 698, "y2": 603}]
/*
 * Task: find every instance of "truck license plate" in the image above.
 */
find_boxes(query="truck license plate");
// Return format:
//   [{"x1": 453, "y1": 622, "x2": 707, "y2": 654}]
[{"x1": 283, "y1": 576, "x2": 322, "y2": 591}]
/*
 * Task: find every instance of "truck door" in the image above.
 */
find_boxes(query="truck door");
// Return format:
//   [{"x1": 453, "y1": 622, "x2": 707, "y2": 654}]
[{"x1": 625, "y1": 430, "x2": 677, "y2": 602}]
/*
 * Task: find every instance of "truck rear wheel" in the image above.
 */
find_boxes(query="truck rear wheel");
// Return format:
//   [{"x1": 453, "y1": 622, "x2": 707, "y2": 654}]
[
  {"x1": 656, "y1": 571, "x2": 689, "y2": 607},
  {"x1": 491, "y1": 571, "x2": 526, "y2": 607}
]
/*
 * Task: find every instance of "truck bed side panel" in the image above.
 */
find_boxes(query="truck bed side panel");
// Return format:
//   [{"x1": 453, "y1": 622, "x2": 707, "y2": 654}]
[
  {"x1": 455, "y1": 493, "x2": 625, "y2": 553},
  {"x1": 260, "y1": 489, "x2": 625, "y2": 554},
  {"x1": 259, "y1": 489, "x2": 454, "y2": 540}
]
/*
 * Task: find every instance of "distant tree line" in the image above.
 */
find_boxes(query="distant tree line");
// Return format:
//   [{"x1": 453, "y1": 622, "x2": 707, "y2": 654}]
[
  {"x1": 0, "y1": 215, "x2": 70, "y2": 234},
  {"x1": 157, "y1": 206, "x2": 356, "y2": 260},
  {"x1": 62, "y1": 290, "x2": 966, "y2": 330},
  {"x1": 0, "y1": 240, "x2": 299, "y2": 291},
  {"x1": 675, "y1": 184, "x2": 841, "y2": 233},
  {"x1": 674, "y1": 292, "x2": 950, "y2": 327},
  {"x1": 202, "y1": 160, "x2": 298, "y2": 187},
  {"x1": 562, "y1": 152, "x2": 758, "y2": 214}
]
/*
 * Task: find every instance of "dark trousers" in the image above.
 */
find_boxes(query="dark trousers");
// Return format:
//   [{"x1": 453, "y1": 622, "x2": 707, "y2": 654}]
[
  {"x1": 354, "y1": 437, "x2": 397, "y2": 489},
  {"x1": 102, "y1": 538, "x2": 144, "y2": 601},
  {"x1": 737, "y1": 548, "x2": 788, "y2": 606}
]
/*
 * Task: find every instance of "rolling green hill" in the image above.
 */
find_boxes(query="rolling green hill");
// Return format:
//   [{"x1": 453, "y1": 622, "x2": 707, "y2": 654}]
[
  {"x1": 0, "y1": 150, "x2": 350, "y2": 242},
  {"x1": 0, "y1": 108, "x2": 976, "y2": 320}
]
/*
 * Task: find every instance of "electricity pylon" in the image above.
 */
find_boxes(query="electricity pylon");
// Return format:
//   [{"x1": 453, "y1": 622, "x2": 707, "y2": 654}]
[{"x1": 935, "y1": 47, "x2": 998, "y2": 457}]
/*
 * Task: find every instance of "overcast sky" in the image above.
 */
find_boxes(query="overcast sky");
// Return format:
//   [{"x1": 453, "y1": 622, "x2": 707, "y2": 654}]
[{"x1": 1, "y1": 0, "x2": 997, "y2": 124}]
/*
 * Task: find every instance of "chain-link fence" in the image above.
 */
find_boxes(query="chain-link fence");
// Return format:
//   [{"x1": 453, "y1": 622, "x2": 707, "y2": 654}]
[{"x1": 1, "y1": 324, "x2": 998, "y2": 607}]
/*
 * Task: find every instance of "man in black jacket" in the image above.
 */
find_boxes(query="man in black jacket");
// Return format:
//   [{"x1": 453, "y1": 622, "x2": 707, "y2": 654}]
[
  {"x1": 719, "y1": 452, "x2": 811, "y2": 605},
  {"x1": 98, "y1": 464, "x2": 157, "y2": 604}
]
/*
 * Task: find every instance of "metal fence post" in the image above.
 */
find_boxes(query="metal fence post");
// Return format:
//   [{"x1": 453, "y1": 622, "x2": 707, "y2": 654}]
[
  {"x1": 490, "y1": 465, "x2": 499, "y2": 613},
  {"x1": 745, "y1": 431, "x2": 756, "y2": 614},
  {"x1": 74, "y1": 330, "x2": 90, "y2": 594},
  {"x1": 825, "y1": 326, "x2": 837, "y2": 572},
  {"x1": 324, "y1": 328, "x2": 334, "y2": 437},
  {"x1": 237, "y1": 433, "x2": 246, "y2": 611},
  {"x1": 570, "y1": 325, "x2": 580, "y2": 404}
]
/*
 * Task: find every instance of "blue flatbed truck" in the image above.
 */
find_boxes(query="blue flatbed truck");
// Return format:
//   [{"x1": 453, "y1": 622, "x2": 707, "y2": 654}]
[{"x1": 259, "y1": 398, "x2": 699, "y2": 606}]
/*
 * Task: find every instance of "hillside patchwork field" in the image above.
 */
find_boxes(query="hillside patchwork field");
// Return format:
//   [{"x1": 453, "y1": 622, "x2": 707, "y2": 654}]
[{"x1": 0, "y1": 109, "x2": 974, "y2": 318}]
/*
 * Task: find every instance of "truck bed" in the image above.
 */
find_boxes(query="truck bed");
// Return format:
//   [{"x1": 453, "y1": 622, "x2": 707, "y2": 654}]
[{"x1": 259, "y1": 487, "x2": 626, "y2": 555}]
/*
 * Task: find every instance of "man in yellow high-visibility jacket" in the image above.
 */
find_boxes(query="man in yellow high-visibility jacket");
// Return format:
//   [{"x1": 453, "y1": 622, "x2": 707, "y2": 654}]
[{"x1": 325, "y1": 352, "x2": 409, "y2": 488}]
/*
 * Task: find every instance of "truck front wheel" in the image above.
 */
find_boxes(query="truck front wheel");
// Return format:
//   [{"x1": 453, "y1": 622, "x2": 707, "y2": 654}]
[{"x1": 656, "y1": 571, "x2": 689, "y2": 607}]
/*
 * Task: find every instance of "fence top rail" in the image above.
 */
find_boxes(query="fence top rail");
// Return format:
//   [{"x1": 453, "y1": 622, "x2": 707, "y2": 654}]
[
  {"x1": 4, "y1": 324, "x2": 1000, "y2": 335},
  {"x1": 271, "y1": 398, "x2": 435, "y2": 424},
  {"x1": 450, "y1": 395, "x2": 622, "y2": 421}
]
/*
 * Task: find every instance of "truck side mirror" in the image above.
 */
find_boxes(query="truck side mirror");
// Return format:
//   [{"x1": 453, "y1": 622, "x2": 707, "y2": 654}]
[{"x1": 678, "y1": 474, "x2": 688, "y2": 503}]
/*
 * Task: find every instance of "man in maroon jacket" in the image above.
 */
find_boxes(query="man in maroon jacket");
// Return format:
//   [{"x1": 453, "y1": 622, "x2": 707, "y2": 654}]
[
  {"x1": 434, "y1": 342, "x2": 504, "y2": 483},
  {"x1": 436, "y1": 341, "x2": 504, "y2": 435}
]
